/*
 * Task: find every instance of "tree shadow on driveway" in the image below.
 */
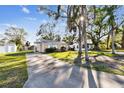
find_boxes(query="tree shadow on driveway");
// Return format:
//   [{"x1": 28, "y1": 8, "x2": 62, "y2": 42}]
[{"x1": 24, "y1": 54, "x2": 124, "y2": 88}]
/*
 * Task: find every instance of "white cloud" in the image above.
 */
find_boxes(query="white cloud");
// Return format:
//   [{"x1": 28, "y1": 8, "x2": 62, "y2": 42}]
[
  {"x1": 25, "y1": 17, "x2": 37, "y2": 21},
  {"x1": 0, "y1": 24, "x2": 18, "y2": 27},
  {"x1": 21, "y1": 6, "x2": 30, "y2": 14}
]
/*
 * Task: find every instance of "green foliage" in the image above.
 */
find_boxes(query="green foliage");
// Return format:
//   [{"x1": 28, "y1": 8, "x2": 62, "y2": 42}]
[
  {"x1": 60, "y1": 46, "x2": 67, "y2": 52},
  {"x1": 45, "y1": 47, "x2": 57, "y2": 53},
  {"x1": 99, "y1": 42, "x2": 106, "y2": 50},
  {"x1": 87, "y1": 6, "x2": 110, "y2": 50},
  {"x1": 62, "y1": 34, "x2": 76, "y2": 45},
  {"x1": 37, "y1": 22, "x2": 61, "y2": 41}
]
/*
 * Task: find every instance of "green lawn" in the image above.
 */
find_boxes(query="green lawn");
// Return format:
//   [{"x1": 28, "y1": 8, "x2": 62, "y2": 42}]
[
  {"x1": 49, "y1": 51, "x2": 124, "y2": 76},
  {"x1": 103, "y1": 49, "x2": 124, "y2": 52},
  {"x1": 0, "y1": 51, "x2": 32, "y2": 88},
  {"x1": 49, "y1": 51, "x2": 118, "y2": 63}
]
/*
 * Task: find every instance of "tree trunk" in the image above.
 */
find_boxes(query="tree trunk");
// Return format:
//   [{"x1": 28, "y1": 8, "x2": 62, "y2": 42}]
[
  {"x1": 82, "y1": 5, "x2": 89, "y2": 62},
  {"x1": 111, "y1": 29, "x2": 115, "y2": 54},
  {"x1": 74, "y1": 24, "x2": 82, "y2": 64},
  {"x1": 106, "y1": 33, "x2": 110, "y2": 49},
  {"x1": 83, "y1": 23, "x2": 89, "y2": 62},
  {"x1": 121, "y1": 30, "x2": 124, "y2": 49},
  {"x1": 93, "y1": 42, "x2": 100, "y2": 50},
  {"x1": 106, "y1": 26, "x2": 111, "y2": 49}
]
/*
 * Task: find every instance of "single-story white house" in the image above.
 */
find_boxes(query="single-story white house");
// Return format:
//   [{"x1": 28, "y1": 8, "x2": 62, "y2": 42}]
[
  {"x1": 69, "y1": 39, "x2": 94, "y2": 51},
  {"x1": 34, "y1": 39, "x2": 67, "y2": 52},
  {"x1": 0, "y1": 43, "x2": 17, "y2": 53}
]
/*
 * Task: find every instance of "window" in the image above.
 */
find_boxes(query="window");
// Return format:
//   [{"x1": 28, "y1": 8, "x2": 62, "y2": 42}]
[
  {"x1": 77, "y1": 45, "x2": 78, "y2": 48},
  {"x1": 82, "y1": 45, "x2": 85, "y2": 48}
]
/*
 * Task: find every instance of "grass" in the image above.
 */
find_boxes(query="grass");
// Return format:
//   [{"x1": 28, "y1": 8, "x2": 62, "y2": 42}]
[
  {"x1": 0, "y1": 50, "x2": 32, "y2": 88},
  {"x1": 49, "y1": 51, "x2": 77, "y2": 64},
  {"x1": 103, "y1": 49, "x2": 124, "y2": 52},
  {"x1": 85, "y1": 63, "x2": 124, "y2": 76},
  {"x1": 49, "y1": 51, "x2": 124, "y2": 76},
  {"x1": 49, "y1": 51, "x2": 118, "y2": 62}
]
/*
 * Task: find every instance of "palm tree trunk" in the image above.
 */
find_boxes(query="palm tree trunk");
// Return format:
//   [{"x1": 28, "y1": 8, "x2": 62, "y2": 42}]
[
  {"x1": 106, "y1": 34, "x2": 110, "y2": 49},
  {"x1": 111, "y1": 29, "x2": 115, "y2": 54},
  {"x1": 121, "y1": 30, "x2": 124, "y2": 49}
]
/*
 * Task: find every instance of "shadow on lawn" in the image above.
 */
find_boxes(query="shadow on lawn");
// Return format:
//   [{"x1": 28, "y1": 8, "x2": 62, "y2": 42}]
[
  {"x1": 0, "y1": 51, "x2": 30, "y2": 88},
  {"x1": 76, "y1": 52, "x2": 124, "y2": 87},
  {"x1": 89, "y1": 54, "x2": 124, "y2": 75},
  {"x1": 83, "y1": 53, "x2": 124, "y2": 86},
  {"x1": 0, "y1": 60, "x2": 28, "y2": 88}
]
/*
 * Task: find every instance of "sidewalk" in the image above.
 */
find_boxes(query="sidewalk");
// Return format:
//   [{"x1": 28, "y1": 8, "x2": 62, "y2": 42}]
[{"x1": 23, "y1": 53, "x2": 124, "y2": 88}]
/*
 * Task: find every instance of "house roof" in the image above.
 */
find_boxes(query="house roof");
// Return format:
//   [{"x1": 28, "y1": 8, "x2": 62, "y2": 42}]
[
  {"x1": 73, "y1": 39, "x2": 92, "y2": 44},
  {"x1": 34, "y1": 38, "x2": 66, "y2": 44}
]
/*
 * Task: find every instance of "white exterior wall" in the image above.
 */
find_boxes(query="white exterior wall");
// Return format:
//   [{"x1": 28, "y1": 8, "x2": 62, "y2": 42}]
[
  {"x1": 0, "y1": 44, "x2": 17, "y2": 53},
  {"x1": 0, "y1": 46, "x2": 5, "y2": 53},
  {"x1": 35, "y1": 41, "x2": 67, "y2": 53},
  {"x1": 35, "y1": 43, "x2": 46, "y2": 52},
  {"x1": 35, "y1": 44, "x2": 42, "y2": 52},
  {"x1": 6, "y1": 44, "x2": 17, "y2": 53},
  {"x1": 69, "y1": 43, "x2": 93, "y2": 51}
]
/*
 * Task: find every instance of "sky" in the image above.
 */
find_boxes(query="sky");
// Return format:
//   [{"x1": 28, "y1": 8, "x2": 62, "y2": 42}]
[
  {"x1": 0, "y1": 5, "x2": 124, "y2": 45},
  {"x1": 0, "y1": 5, "x2": 66, "y2": 45}
]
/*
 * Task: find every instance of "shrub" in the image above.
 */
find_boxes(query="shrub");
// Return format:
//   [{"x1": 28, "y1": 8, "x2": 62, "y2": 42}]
[
  {"x1": 45, "y1": 47, "x2": 57, "y2": 53},
  {"x1": 60, "y1": 46, "x2": 66, "y2": 52},
  {"x1": 99, "y1": 42, "x2": 106, "y2": 50},
  {"x1": 68, "y1": 47, "x2": 75, "y2": 51}
]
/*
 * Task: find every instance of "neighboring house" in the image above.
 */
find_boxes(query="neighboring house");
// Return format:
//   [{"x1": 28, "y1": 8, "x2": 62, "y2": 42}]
[
  {"x1": 34, "y1": 39, "x2": 67, "y2": 52},
  {"x1": 0, "y1": 43, "x2": 17, "y2": 53},
  {"x1": 69, "y1": 39, "x2": 94, "y2": 51}
]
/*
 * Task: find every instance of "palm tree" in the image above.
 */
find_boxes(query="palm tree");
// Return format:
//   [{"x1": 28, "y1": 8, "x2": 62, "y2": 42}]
[
  {"x1": 106, "y1": 6, "x2": 124, "y2": 52},
  {"x1": 106, "y1": 6, "x2": 123, "y2": 53},
  {"x1": 106, "y1": 6, "x2": 118, "y2": 54},
  {"x1": 121, "y1": 25, "x2": 124, "y2": 49},
  {"x1": 111, "y1": 25, "x2": 116, "y2": 54},
  {"x1": 5, "y1": 27, "x2": 27, "y2": 51}
]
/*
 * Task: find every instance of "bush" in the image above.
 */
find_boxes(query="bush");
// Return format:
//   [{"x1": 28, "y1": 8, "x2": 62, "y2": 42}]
[
  {"x1": 60, "y1": 46, "x2": 66, "y2": 52},
  {"x1": 99, "y1": 42, "x2": 106, "y2": 50},
  {"x1": 68, "y1": 47, "x2": 75, "y2": 51},
  {"x1": 45, "y1": 47, "x2": 57, "y2": 53}
]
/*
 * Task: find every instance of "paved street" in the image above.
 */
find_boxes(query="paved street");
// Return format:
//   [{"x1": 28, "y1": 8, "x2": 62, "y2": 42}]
[{"x1": 24, "y1": 53, "x2": 124, "y2": 88}]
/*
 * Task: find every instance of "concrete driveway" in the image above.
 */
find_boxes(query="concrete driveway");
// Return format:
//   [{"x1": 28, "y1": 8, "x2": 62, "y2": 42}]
[{"x1": 23, "y1": 53, "x2": 124, "y2": 88}]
